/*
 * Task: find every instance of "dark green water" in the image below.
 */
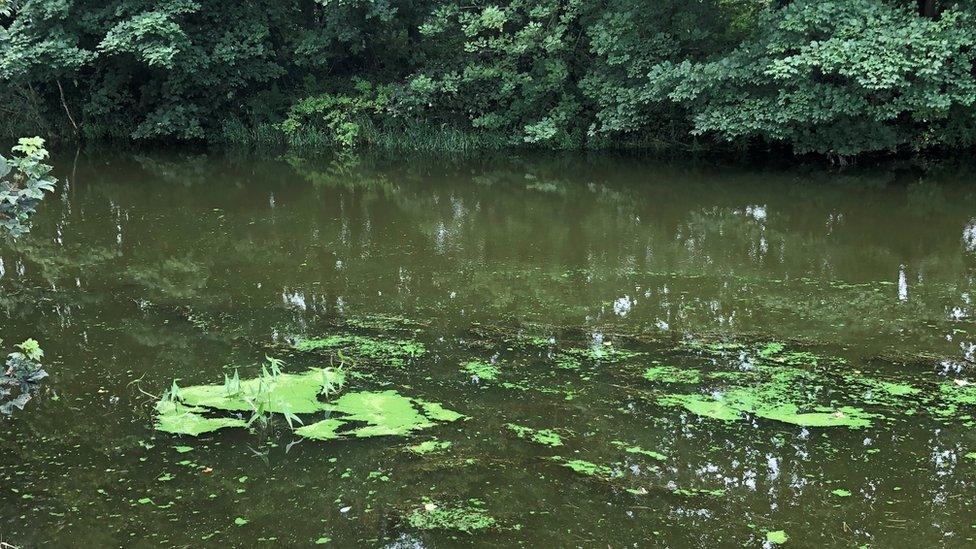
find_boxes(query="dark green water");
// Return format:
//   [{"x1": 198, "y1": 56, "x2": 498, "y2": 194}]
[{"x1": 3, "y1": 151, "x2": 976, "y2": 547}]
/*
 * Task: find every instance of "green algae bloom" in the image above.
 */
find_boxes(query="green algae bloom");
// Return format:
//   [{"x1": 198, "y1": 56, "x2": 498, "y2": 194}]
[
  {"x1": 292, "y1": 334, "x2": 426, "y2": 366},
  {"x1": 293, "y1": 418, "x2": 345, "y2": 440},
  {"x1": 155, "y1": 401, "x2": 247, "y2": 436},
  {"x1": 407, "y1": 439, "x2": 453, "y2": 455},
  {"x1": 658, "y1": 394, "x2": 741, "y2": 421},
  {"x1": 659, "y1": 389, "x2": 876, "y2": 428},
  {"x1": 505, "y1": 423, "x2": 563, "y2": 447},
  {"x1": 462, "y1": 360, "x2": 500, "y2": 381},
  {"x1": 407, "y1": 500, "x2": 496, "y2": 533},
  {"x1": 177, "y1": 368, "x2": 345, "y2": 415},
  {"x1": 643, "y1": 364, "x2": 701, "y2": 384},
  {"x1": 297, "y1": 390, "x2": 464, "y2": 439},
  {"x1": 155, "y1": 367, "x2": 462, "y2": 441},
  {"x1": 552, "y1": 457, "x2": 620, "y2": 478},
  {"x1": 610, "y1": 441, "x2": 666, "y2": 461},
  {"x1": 657, "y1": 354, "x2": 878, "y2": 429}
]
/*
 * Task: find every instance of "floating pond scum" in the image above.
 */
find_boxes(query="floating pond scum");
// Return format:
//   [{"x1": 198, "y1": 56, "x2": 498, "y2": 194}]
[{"x1": 155, "y1": 366, "x2": 463, "y2": 440}]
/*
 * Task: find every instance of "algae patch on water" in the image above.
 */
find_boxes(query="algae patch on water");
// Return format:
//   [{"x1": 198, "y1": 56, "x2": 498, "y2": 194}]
[
  {"x1": 610, "y1": 441, "x2": 666, "y2": 461},
  {"x1": 406, "y1": 500, "x2": 496, "y2": 533},
  {"x1": 462, "y1": 360, "x2": 500, "y2": 381},
  {"x1": 551, "y1": 456, "x2": 621, "y2": 479},
  {"x1": 297, "y1": 390, "x2": 465, "y2": 439},
  {"x1": 154, "y1": 401, "x2": 248, "y2": 436},
  {"x1": 659, "y1": 387, "x2": 876, "y2": 428},
  {"x1": 292, "y1": 334, "x2": 426, "y2": 367},
  {"x1": 407, "y1": 439, "x2": 452, "y2": 455},
  {"x1": 505, "y1": 423, "x2": 563, "y2": 447},
  {"x1": 154, "y1": 366, "x2": 463, "y2": 441},
  {"x1": 177, "y1": 368, "x2": 345, "y2": 414},
  {"x1": 656, "y1": 343, "x2": 877, "y2": 428},
  {"x1": 643, "y1": 364, "x2": 701, "y2": 384}
]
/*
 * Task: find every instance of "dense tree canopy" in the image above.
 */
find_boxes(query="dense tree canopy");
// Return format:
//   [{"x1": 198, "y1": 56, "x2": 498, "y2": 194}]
[{"x1": 2, "y1": 0, "x2": 975, "y2": 155}]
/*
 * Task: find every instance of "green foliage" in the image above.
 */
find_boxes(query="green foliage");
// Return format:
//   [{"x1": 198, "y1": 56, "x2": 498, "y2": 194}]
[
  {"x1": 0, "y1": 338, "x2": 49, "y2": 415},
  {"x1": 5, "y1": 0, "x2": 976, "y2": 155},
  {"x1": 280, "y1": 81, "x2": 393, "y2": 152},
  {"x1": 0, "y1": 137, "x2": 57, "y2": 237},
  {"x1": 647, "y1": 0, "x2": 976, "y2": 155}
]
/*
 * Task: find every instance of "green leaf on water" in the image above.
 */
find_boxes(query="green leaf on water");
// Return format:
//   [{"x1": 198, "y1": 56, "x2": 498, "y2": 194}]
[
  {"x1": 831, "y1": 488, "x2": 852, "y2": 497},
  {"x1": 766, "y1": 530, "x2": 788, "y2": 544}
]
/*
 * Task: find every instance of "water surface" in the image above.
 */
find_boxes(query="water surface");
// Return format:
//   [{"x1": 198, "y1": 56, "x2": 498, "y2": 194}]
[{"x1": 3, "y1": 151, "x2": 976, "y2": 547}]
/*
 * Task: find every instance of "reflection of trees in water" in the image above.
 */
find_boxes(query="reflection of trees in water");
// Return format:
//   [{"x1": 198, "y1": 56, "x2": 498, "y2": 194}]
[{"x1": 8, "y1": 151, "x2": 976, "y2": 362}]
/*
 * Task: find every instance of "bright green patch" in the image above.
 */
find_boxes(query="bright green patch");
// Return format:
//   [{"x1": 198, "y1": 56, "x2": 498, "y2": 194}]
[
  {"x1": 293, "y1": 418, "x2": 345, "y2": 440},
  {"x1": 831, "y1": 488, "x2": 852, "y2": 497},
  {"x1": 177, "y1": 368, "x2": 345, "y2": 415},
  {"x1": 462, "y1": 360, "x2": 500, "y2": 381},
  {"x1": 156, "y1": 368, "x2": 461, "y2": 441},
  {"x1": 154, "y1": 401, "x2": 248, "y2": 436},
  {"x1": 643, "y1": 364, "x2": 701, "y2": 384},
  {"x1": 658, "y1": 394, "x2": 741, "y2": 421},
  {"x1": 407, "y1": 439, "x2": 453, "y2": 455},
  {"x1": 415, "y1": 399, "x2": 466, "y2": 422},
  {"x1": 659, "y1": 359, "x2": 877, "y2": 428},
  {"x1": 758, "y1": 342, "x2": 785, "y2": 360},
  {"x1": 298, "y1": 390, "x2": 463, "y2": 440},
  {"x1": 292, "y1": 334, "x2": 426, "y2": 367},
  {"x1": 552, "y1": 457, "x2": 620, "y2": 478},
  {"x1": 406, "y1": 500, "x2": 496, "y2": 533},
  {"x1": 766, "y1": 530, "x2": 788, "y2": 544},
  {"x1": 505, "y1": 423, "x2": 563, "y2": 447},
  {"x1": 610, "y1": 441, "x2": 665, "y2": 461},
  {"x1": 553, "y1": 353, "x2": 581, "y2": 370}
]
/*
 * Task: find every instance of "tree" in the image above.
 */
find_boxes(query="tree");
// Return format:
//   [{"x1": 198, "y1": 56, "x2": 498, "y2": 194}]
[{"x1": 644, "y1": 0, "x2": 976, "y2": 156}]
